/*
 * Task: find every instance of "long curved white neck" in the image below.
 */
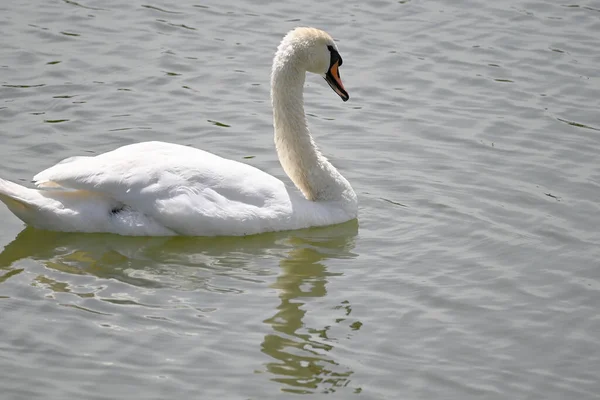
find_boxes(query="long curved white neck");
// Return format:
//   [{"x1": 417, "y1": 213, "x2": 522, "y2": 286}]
[{"x1": 270, "y1": 46, "x2": 356, "y2": 209}]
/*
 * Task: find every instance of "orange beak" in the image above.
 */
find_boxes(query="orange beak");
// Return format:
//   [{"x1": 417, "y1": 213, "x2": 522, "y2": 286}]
[{"x1": 324, "y1": 60, "x2": 349, "y2": 102}]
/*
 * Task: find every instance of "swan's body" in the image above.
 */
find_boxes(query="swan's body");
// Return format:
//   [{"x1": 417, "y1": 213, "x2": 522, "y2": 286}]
[{"x1": 0, "y1": 27, "x2": 357, "y2": 236}]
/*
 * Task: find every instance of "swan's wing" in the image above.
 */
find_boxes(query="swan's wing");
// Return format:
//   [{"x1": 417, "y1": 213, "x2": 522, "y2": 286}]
[
  {"x1": 33, "y1": 141, "x2": 294, "y2": 235},
  {"x1": 34, "y1": 141, "x2": 230, "y2": 195}
]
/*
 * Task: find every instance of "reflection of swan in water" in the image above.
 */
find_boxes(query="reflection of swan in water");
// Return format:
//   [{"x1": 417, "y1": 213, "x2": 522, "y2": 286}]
[
  {"x1": 260, "y1": 223, "x2": 363, "y2": 394},
  {"x1": 0, "y1": 227, "x2": 298, "y2": 290},
  {"x1": 0, "y1": 221, "x2": 362, "y2": 394}
]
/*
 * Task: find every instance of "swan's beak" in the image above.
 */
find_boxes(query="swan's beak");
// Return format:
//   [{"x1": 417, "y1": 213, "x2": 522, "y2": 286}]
[{"x1": 324, "y1": 61, "x2": 349, "y2": 102}]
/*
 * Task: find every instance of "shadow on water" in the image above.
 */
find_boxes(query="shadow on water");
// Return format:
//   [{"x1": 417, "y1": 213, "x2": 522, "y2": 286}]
[{"x1": 0, "y1": 221, "x2": 361, "y2": 394}]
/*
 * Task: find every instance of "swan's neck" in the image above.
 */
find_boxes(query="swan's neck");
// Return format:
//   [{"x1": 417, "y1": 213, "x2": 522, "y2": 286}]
[{"x1": 271, "y1": 52, "x2": 356, "y2": 209}]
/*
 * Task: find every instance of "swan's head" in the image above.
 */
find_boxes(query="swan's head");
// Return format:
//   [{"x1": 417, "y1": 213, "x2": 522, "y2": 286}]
[{"x1": 276, "y1": 27, "x2": 349, "y2": 102}]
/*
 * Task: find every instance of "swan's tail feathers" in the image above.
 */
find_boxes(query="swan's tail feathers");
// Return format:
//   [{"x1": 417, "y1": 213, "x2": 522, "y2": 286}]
[
  {"x1": 0, "y1": 178, "x2": 171, "y2": 235},
  {"x1": 0, "y1": 178, "x2": 49, "y2": 227}
]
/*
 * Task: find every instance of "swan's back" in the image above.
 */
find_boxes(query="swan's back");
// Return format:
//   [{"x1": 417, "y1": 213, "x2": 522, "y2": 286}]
[{"x1": 32, "y1": 142, "x2": 297, "y2": 235}]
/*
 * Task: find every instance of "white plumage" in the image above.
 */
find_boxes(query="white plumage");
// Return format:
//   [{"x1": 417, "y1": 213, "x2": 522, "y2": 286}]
[{"x1": 0, "y1": 27, "x2": 357, "y2": 236}]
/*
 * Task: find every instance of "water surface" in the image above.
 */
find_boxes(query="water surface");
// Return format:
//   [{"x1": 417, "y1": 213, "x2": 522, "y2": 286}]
[{"x1": 1, "y1": 0, "x2": 599, "y2": 398}]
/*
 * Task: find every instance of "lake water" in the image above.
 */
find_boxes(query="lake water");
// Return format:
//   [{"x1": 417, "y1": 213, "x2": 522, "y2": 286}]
[{"x1": 1, "y1": 0, "x2": 599, "y2": 398}]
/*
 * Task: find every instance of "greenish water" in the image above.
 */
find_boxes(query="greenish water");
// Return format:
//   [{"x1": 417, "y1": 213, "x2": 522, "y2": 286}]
[{"x1": 1, "y1": 0, "x2": 600, "y2": 399}]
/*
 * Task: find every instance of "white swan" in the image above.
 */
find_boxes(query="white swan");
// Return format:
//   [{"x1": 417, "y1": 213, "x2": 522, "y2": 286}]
[{"x1": 0, "y1": 27, "x2": 357, "y2": 236}]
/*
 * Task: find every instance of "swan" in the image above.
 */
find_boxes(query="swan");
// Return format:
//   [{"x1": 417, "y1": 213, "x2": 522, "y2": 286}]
[{"x1": 0, "y1": 27, "x2": 357, "y2": 236}]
